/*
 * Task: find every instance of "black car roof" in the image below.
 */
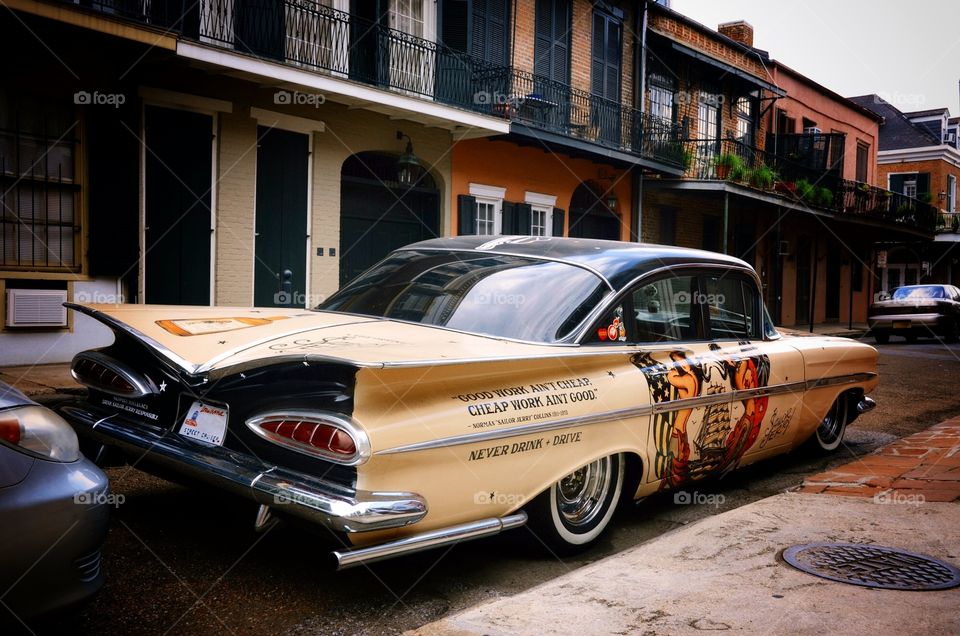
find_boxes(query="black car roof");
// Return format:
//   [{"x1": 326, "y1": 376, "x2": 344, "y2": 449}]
[{"x1": 402, "y1": 236, "x2": 752, "y2": 290}]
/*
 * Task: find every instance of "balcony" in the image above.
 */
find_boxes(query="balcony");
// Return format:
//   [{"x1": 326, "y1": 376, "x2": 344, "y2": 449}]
[
  {"x1": 471, "y1": 68, "x2": 684, "y2": 167},
  {"x1": 682, "y1": 138, "x2": 938, "y2": 234},
  {"x1": 51, "y1": 0, "x2": 682, "y2": 167}
]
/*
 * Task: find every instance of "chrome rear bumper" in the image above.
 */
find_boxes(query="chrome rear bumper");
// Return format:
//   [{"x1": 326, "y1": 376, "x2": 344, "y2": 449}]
[
  {"x1": 856, "y1": 396, "x2": 877, "y2": 414},
  {"x1": 59, "y1": 404, "x2": 426, "y2": 533}
]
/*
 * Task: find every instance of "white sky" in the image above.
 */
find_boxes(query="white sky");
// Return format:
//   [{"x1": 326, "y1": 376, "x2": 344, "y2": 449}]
[{"x1": 669, "y1": 0, "x2": 960, "y2": 115}]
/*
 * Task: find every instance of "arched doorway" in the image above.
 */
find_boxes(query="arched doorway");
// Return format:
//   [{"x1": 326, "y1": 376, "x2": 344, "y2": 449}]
[
  {"x1": 568, "y1": 181, "x2": 621, "y2": 240},
  {"x1": 340, "y1": 152, "x2": 440, "y2": 286}
]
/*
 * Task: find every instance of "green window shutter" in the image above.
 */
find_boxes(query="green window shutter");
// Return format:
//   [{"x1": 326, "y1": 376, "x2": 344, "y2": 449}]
[
  {"x1": 517, "y1": 203, "x2": 532, "y2": 234},
  {"x1": 502, "y1": 201, "x2": 518, "y2": 234},
  {"x1": 918, "y1": 173, "x2": 931, "y2": 197},
  {"x1": 458, "y1": 194, "x2": 477, "y2": 235},
  {"x1": 552, "y1": 207, "x2": 565, "y2": 237}
]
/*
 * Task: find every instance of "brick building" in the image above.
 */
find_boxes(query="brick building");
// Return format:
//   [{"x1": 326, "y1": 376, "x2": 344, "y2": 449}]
[
  {"x1": 638, "y1": 5, "x2": 936, "y2": 328},
  {"x1": 848, "y1": 96, "x2": 960, "y2": 290}
]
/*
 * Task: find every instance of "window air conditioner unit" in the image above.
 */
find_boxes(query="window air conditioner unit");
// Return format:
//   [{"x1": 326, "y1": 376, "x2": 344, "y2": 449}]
[
  {"x1": 5, "y1": 289, "x2": 68, "y2": 327},
  {"x1": 946, "y1": 132, "x2": 957, "y2": 144},
  {"x1": 803, "y1": 127, "x2": 821, "y2": 136}
]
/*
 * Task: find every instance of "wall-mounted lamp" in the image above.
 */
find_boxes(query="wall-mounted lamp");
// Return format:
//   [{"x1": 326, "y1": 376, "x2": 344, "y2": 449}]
[
  {"x1": 939, "y1": 191, "x2": 947, "y2": 201},
  {"x1": 395, "y1": 131, "x2": 422, "y2": 187},
  {"x1": 606, "y1": 195, "x2": 618, "y2": 211}
]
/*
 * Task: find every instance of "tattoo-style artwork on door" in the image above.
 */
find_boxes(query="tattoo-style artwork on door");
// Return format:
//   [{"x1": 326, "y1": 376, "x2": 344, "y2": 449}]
[{"x1": 632, "y1": 343, "x2": 771, "y2": 489}]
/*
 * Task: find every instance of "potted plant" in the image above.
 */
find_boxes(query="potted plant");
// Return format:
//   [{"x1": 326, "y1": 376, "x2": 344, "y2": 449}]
[
  {"x1": 749, "y1": 164, "x2": 777, "y2": 190},
  {"x1": 713, "y1": 153, "x2": 742, "y2": 179},
  {"x1": 795, "y1": 178, "x2": 815, "y2": 203},
  {"x1": 815, "y1": 186, "x2": 835, "y2": 208},
  {"x1": 953, "y1": 214, "x2": 959, "y2": 233},
  {"x1": 681, "y1": 149, "x2": 694, "y2": 172}
]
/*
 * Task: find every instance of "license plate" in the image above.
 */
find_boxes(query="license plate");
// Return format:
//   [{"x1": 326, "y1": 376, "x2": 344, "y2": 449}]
[
  {"x1": 178, "y1": 401, "x2": 228, "y2": 446},
  {"x1": 893, "y1": 320, "x2": 911, "y2": 329}
]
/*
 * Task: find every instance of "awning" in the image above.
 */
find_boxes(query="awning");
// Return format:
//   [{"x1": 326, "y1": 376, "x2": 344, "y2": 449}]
[{"x1": 670, "y1": 41, "x2": 786, "y2": 97}]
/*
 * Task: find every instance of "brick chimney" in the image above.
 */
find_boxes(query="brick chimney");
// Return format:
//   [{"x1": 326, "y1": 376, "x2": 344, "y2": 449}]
[{"x1": 718, "y1": 20, "x2": 754, "y2": 47}]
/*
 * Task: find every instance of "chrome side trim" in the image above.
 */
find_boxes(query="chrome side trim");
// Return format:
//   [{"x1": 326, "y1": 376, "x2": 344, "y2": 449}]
[
  {"x1": 376, "y1": 372, "x2": 878, "y2": 455},
  {"x1": 245, "y1": 410, "x2": 372, "y2": 466},
  {"x1": 58, "y1": 404, "x2": 426, "y2": 533},
  {"x1": 71, "y1": 351, "x2": 159, "y2": 398},
  {"x1": 332, "y1": 512, "x2": 528, "y2": 570}
]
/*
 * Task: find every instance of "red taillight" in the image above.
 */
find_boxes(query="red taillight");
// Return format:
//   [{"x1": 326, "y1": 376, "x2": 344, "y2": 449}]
[
  {"x1": 72, "y1": 357, "x2": 136, "y2": 394},
  {"x1": 0, "y1": 418, "x2": 21, "y2": 444},
  {"x1": 256, "y1": 419, "x2": 357, "y2": 457}
]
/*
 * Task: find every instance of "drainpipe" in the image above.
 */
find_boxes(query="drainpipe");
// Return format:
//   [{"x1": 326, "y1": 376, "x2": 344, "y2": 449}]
[
  {"x1": 809, "y1": 229, "x2": 819, "y2": 333},
  {"x1": 848, "y1": 250, "x2": 855, "y2": 330},
  {"x1": 722, "y1": 191, "x2": 729, "y2": 254},
  {"x1": 632, "y1": 2, "x2": 649, "y2": 243}
]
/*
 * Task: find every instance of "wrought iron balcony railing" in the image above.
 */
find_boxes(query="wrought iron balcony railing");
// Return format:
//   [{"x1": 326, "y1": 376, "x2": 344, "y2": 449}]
[
  {"x1": 681, "y1": 138, "x2": 937, "y2": 234},
  {"x1": 57, "y1": 0, "x2": 683, "y2": 166},
  {"x1": 471, "y1": 67, "x2": 683, "y2": 166}
]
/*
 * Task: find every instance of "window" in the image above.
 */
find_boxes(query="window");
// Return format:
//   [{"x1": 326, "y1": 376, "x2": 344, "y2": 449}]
[
  {"x1": 698, "y1": 83, "x2": 721, "y2": 152},
  {"x1": 0, "y1": 92, "x2": 79, "y2": 270},
  {"x1": 942, "y1": 174, "x2": 955, "y2": 211},
  {"x1": 286, "y1": 0, "x2": 350, "y2": 74},
  {"x1": 525, "y1": 191, "x2": 557, "y2": 236},
  {"x1": 904, "y1": 180, "x2": 917, "y2": 199},
  {"x1": 735, "y1": 96, "x2": 755, "y2": 147},
  {"x1": 856, "y1": 141, "x2": 869, "y2": 183},
  {"x1": 702, "y1": 275, "x2": 761, "y2": 340},
  {"x1": 648, "y1": 71, "x2": 676, "y2": 123},
  {"x1": 389, "y1": 0, "x2": 424, "y2": 36},
  {"x1": 632, "y1": 275, "x2": 699, "y2": 343},
  {"x1": 387, "y1": 0, "x2": 436, "y2": 95},
  {"x1": 469, "y1": 183, "x2": 506, "y2": 236},
  {"x1": 534, "y1": 0, "x2": 571, "y2": 84}
]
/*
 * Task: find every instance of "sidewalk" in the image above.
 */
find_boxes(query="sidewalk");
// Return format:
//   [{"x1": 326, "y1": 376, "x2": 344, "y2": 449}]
[
  {"x1": 0, "y1": 363, "x2": 81, "y2": 398},
  {"x1": 412, "y1": 419, "x2": 960, "y2": 636}
]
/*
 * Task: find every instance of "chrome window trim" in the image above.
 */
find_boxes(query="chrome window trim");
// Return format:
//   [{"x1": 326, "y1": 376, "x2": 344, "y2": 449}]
[
  {"x1": 246, "y1": 409, "x2": 372, "y2": 466},
  {"x1": 570, "y1": 262, "x2": 780, "y2": 344},
  {"x1": 71, "y1": 350, "x2": 159, "y2": 398},
  {"x1": 375, "y1": 372, "x2": 877, "y2": 455}
]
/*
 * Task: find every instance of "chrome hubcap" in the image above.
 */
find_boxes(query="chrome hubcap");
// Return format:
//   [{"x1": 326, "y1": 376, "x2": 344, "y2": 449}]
[
  {"x1": 556, "y1": 457, "x2": 612, "y2": 527},
  {"x1": 818, "y1": 400, "x2": 843, "y2": 443}
]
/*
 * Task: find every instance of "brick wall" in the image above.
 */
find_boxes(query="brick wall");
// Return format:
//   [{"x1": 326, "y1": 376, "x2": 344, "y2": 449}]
[{"x1": 512, "y1": 0, "x2": 638, "y2": 109}]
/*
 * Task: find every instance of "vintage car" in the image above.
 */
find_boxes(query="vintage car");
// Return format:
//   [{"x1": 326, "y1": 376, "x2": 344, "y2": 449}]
[
  {"x1": 868, "y1": 284, "x2": 960, "y2": 344},
  {"x1": 57, "y1": 237, "x2": 878, "y2": 568}
]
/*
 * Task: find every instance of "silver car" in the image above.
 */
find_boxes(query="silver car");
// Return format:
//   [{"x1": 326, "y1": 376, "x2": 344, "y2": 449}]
[{"x1": 0, "y1": 382, "x2": 110, "y2": 625}]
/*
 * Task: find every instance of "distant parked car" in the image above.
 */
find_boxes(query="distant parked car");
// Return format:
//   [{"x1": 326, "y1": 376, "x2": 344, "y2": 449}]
[
  {"x1": 868, "y1": 284, "x2": 960, "y2": 344},
  {"x1": 0, "y1": 383, "x2": 110, "y2": 624}
]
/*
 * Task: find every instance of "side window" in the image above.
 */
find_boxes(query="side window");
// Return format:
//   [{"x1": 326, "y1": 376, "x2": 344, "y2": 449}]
[
  {"x1": 587, "y1": 303, "x2": 628, "y2": 343},
  {"x1": 702, "y1": 275, "x2": 761, "y2": 340},
  {"x1": 633, "y1": 275, "x2": 698, "y2": 343}
]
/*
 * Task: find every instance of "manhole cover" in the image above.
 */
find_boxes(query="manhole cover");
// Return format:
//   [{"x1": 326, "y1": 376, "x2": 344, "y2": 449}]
[{"x1": 782, "y1": 543, "x2": 960, "y2": 591}]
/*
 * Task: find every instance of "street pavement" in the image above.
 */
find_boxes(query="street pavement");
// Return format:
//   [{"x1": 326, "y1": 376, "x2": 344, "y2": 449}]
[{"x1": 413, "y1": 420, "x2": 960, "y2": 635}]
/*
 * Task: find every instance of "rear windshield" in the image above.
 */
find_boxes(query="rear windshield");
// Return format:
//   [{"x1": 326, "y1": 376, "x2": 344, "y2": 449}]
[
  {"x1": 893, "y1": 286, "x2": 946, "y2": 299},
  {"x1": 317, "y1": 250, "x2": 608, "y2": 343}
]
